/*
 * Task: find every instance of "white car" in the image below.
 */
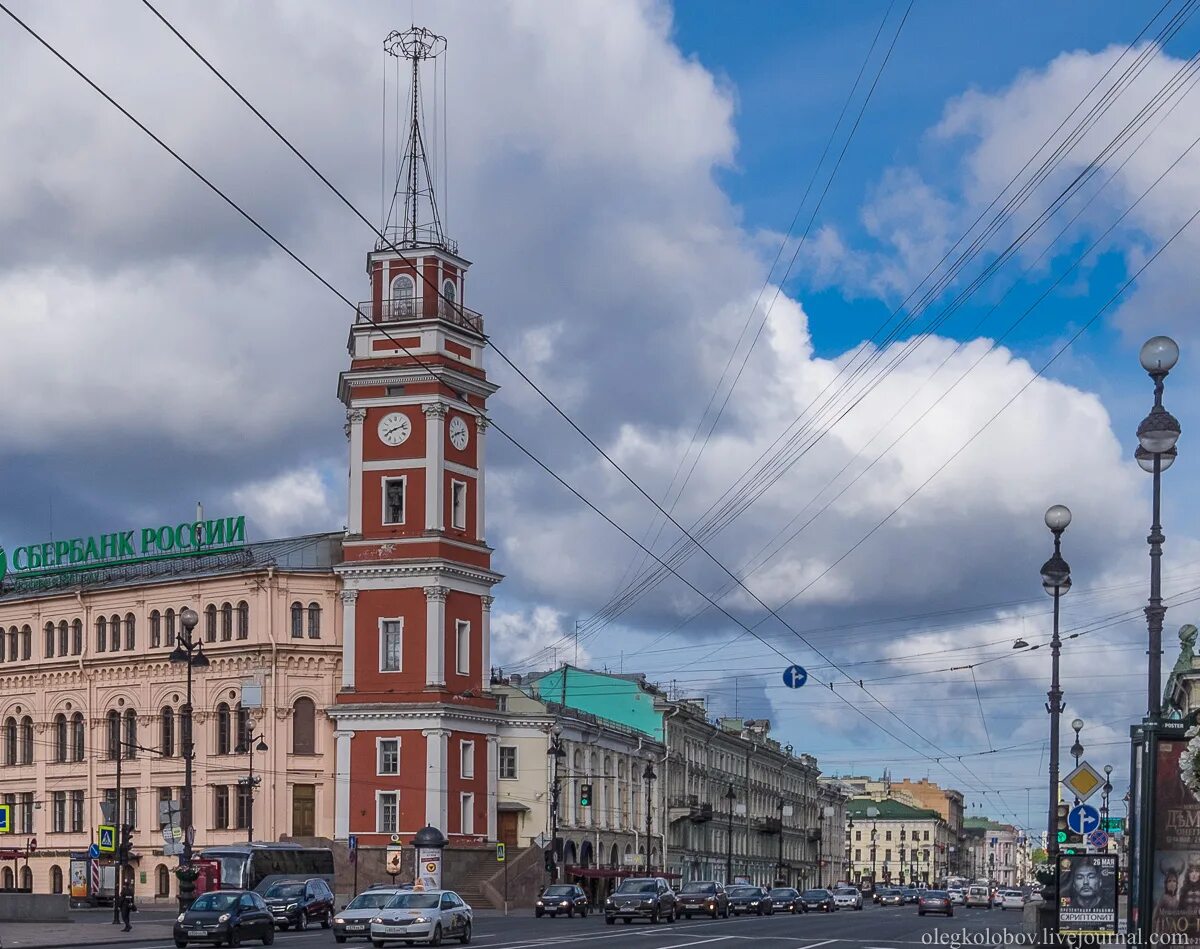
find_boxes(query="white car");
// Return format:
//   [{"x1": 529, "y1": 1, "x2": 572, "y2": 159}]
[
  {"x1": 948, "y1": 888, "x2": 965, "y2": 905},
  {"x1": 370, "y1": 890, "x2": 473, "y2": 946},
  {"x1": 833, "y1": 888, "x2": 863, "y2": 910},
  {"x1": 1000, "y1": 890, "x2": 1026, "y2": 911},
  {"x1": 335, "y1": 887, "x2": 408, "y2": 942}
]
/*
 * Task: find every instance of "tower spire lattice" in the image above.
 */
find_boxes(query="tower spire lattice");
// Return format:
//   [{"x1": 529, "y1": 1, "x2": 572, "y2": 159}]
[{"x1": 384, "y1": 27, "x2": 449, "y2": 251}]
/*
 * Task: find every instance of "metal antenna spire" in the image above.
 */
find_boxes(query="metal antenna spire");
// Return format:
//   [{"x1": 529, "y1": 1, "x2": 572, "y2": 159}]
[{"x1": 383, "y1": 27, "x2": 448, "y2": 251}]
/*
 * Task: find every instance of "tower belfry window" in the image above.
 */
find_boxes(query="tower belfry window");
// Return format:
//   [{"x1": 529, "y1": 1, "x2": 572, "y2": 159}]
[
  {"x1": 442, "y1": 279, "x2": 456, "y2": 305},
  {"x1": 383, "y1": 477, "x2": 406, "y2": 525},
  {"x1": 389, "y1": 275, "x2": 415, "y2": 317}
]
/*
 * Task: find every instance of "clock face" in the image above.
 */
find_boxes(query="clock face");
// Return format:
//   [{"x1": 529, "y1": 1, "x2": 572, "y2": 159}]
[
  {"x1": 377, "y1": 412, "x2": 412, "y2": 447},
  {"x1": 449, "y1": 415, "x2": 470, "y2": 451}
]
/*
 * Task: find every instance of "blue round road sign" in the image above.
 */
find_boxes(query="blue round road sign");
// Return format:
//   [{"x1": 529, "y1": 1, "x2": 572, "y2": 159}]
[
  {"x1": 1067, "y1": 803, "x2": 1100, "y2": 836},
  {"x1": 782, "y1": 665, "x2": 808, "y2": 689}
]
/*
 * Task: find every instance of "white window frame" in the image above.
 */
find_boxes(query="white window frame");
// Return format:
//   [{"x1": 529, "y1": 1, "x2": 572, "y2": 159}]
[
  {"x1": 455, "y1": 620, "x2": 470, "y2": 676},
  {"x1": 499, "y1": 745, "x2": 517, "y2": 780},
  {"x1": 381, "y1": 476, "x2": 407, "y2": 526},
  {"x1": 460, "y1": 739, "x2": 474, "y2": 779},
  {"x1": 379, "y1": 618, "x2": 403, "y2": 673},
  {"x1": 376, "y1": 790, "x2": 400, "y2": 834},
  {"x1": 442, "y1": 278, "x2": 456, "y2": 304},
  {"x1": 460, "y1": 792, "x2": 474, "y2": 835},
  {"x1": 377, "y1": 737, "x2": 400, "y2": 776},
  {"x1": 450, "y1": 480, "x2": 467, "y2": 530}
]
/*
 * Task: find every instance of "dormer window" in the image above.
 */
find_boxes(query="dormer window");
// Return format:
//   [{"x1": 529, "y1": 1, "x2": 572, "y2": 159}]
[{"x1": 389, "y1": 274, "x2": 415, "y2": 318}]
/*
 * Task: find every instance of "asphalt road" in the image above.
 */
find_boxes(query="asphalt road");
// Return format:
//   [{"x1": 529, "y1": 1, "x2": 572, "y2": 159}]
[{"x1": 46, "y1": 902, "x2": 1028, "y2": 949}]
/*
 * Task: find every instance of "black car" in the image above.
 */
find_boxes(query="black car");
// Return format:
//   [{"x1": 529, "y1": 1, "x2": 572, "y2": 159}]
[
  {"x1": 900, "y1": 887, "x2": 919, "y2": 904},
  {"x1": 174, "y1": 890, "x2": 275, "y2": 947},
  {"x1": 536, "y1": 884, "x2": 589, "y2": 918},
  {"x1": 263, "y1": 878, "x2": 335, "y2": 930},
  {"x1": 768, "y1": 888, "x2": 804, "y2": 913},
  {"x1": 877, "y1": 888, "x2": 904, "y2": 907},
  {"x1": 676, "y1": 881, "x2": 729, "y2": 919},
  {"x1": 800, "y1": 888, "x2": 836, "y2": 913},
  {"x1": 604, "y1": 878, "x2": 677, "y2": 924},
  {"x1": 727, "y1": 885, "x2": 774, "y2": 916}
]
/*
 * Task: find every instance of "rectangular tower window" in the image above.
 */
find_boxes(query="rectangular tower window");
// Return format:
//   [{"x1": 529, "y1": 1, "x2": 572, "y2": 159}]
[
  {"x1": 380, "y1": 620, "x2": 403, "y2": 672},
  {"x1": 499, "y1": 746, "x2": 517, "y2": 780},
  {"x1": 377, "y1": 792, "x2": 399, "y2": 834},
  {"x1": 451, "y1": 480, "x2": 467, "y2": 530},
  {"x1": 382, "y1": 477, "x2": 406, "y2": 525},
  {"x1": 460, "y1": 740, "x2": 475, "y2": 779},
  {"x1": 378, "y1": 739, "x2": 400, "y2": 775},
  {"x1": 460, "y1": 793, "x2": 475, "y2": 836},
  {"x1": 455, "y1": 620, "x2": 470, "y2": 676}
]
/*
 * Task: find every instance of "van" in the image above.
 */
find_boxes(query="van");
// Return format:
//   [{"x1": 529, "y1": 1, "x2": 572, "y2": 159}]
[{"x1": 965, "y1": 885, "x2": 991, "y2": 908}]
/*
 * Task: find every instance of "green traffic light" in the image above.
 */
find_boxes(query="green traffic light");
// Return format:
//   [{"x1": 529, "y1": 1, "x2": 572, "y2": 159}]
[{"x1": 1057, "y1": 831, "x2": 1067, "y2": 843}]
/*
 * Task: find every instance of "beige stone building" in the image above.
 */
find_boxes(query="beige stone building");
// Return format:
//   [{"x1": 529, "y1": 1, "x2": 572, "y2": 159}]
[{"x1": 0, "y1": 528, "x2": 343, "y2": 899}]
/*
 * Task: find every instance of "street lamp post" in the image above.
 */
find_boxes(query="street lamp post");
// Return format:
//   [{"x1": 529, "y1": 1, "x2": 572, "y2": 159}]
[
  {"x1": 1102, "y1": 765, "x2": 1114, "y2": 823},
  {"x1": 546, "y1": 724, "x2": 565, "y2": 884},
  {"x1": 1041, "y1": 504, "x2": 1072, "y2": 932},
  {"x1": 867, "y1": 806, "x2": 879, "y2": 890},
  {"x1": 724, "y1": 785, "x2": 736, "y2": 884},
  {"x1": 777, "y1": 800, "x2": 786, "y2": 884},
  {"x1": 236, "y1": 732, "x2": 269, "y2": 844},
  {"x1": 168, "y1": 606, "x2": 209, "y2": 911},
  {"x1": 1071, "y1": 718, "x2": 1085, "y2": 768},
  {"x1": 642, "y1": 762, "x2": 656, "y2": 874}
]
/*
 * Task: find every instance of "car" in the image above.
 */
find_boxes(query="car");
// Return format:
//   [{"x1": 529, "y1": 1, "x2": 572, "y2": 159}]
[
  {"x1": 535, "y1": 884, "x2": 589, "y2": 918},
  {"x1": 369, "y1": 889, "x2": 473, "y2": 946},
  {"x1": 917, "y1": 890, "x2": 954, "y2": 917},
  {"x1": 174, "y1": 890, "x2": 276, "y2": 947},
  {"x1": 263, "y1": 877, "x2": 336, "y2": 930},
  {"x1": 676, "y1": 881, "x2": 730, "y2": 919},
  {"x1": 800, "y1": 888, "x2": 837, "y2": 912},
  {"x1": 833, "y1": 887, "x2": 863, "y2": 910},
  {"x1": 965, "y1": 885, "x2": 991, "y2": 909},
  {"x1": 727, "y1": 885, "x2": 774, "y2": 915},
  {"x1": 769, "y1": 887, "x2": 803, "y2": 914},
  {"x1": 948, "y1": 888, "x2": 965, "y2": 905},
  {"x1": 604, "y1": 878, "x2": 677, "y2": 925},
  {"x1": 1000, "y1": 890, "x2": 1026, "y2": 911},
  {"x1": 334, "y1": 888, "x2": 408, "y2": 943},
  {"x1": 900, "y1": 887, "x2": 919, "y2": 904},
  {"x1": 877, "y1": 888, "x2": 904, "y2": 907}
]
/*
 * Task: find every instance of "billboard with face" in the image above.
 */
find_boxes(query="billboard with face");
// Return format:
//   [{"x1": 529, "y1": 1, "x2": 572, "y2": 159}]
[{"x1": 1058, "y1": 852, "x2": 1118, "y2": 935}]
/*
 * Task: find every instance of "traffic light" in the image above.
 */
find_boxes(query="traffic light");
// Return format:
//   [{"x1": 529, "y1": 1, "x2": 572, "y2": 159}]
[
  {"x1": 544, "y1": 850, "x2": 556, "y2": 873},
  {"x1": 580, "y1": 783, "x2": 593, "y2": 807},
  {"x1": 118, "y1": 824, "x2": 134, "y2": 863}
]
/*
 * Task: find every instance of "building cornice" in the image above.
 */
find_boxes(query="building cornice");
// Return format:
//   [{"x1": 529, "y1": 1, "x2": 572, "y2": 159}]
[{"x1": 335, "y1": 559, "x2": 502, "y2": 588}]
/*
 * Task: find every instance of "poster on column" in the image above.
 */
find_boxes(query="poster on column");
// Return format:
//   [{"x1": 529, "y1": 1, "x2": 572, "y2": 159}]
[
  {"x1": 1057, "y1": 852, "x2": 1118, "y2": 935},
  {"x1": 418, "y1": 847, "x2": 442, "y2": 891},
  {"x1": 1151, "y1": 735, "x2": 1200, "y2": 943}
]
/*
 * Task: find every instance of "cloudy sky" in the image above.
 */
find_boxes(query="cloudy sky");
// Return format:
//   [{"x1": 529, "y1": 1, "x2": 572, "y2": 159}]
[{"x1": 3, "y1": 0, "x2": 1200, "y2": 835}]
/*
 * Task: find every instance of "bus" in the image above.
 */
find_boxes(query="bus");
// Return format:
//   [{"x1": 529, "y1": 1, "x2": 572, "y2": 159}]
[{"x1": 198, "y1": 843, "x2": 335, "y2": 894}]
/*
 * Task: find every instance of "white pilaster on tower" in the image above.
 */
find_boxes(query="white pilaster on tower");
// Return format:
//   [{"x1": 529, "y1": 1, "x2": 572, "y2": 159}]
[
  {"x1": 346, "y1": 410, "x2": 366, "y2": 535},
  {"x1": 424, "y1": 585, "x2": 448, "y2": 687},
  {"x1": 334, "y1": 729, "x2": 356, "y2": 839},
  {"x1": 424, "y1": 403, "x2": 447, "y2": 530},
  {"x1": 480, "y1": 595, "x2": 494, "y2": 694},
  {"x1": 339, "y1": 590, "x2": 359, "y2": 690},
  {"x1": 423, "y1": 728, "x2": 451, "y2": 831},
  {"x1": 486, "y1": 736, "x2": 499, "y2": 842},
  {"x1": 476, "y1": 415, "x2": 488, "y2": 541}
]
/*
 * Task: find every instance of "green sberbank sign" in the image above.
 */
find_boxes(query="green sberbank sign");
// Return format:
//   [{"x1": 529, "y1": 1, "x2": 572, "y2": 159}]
[{"x1": 0, "y1": 514, "x2": 247, "y2": 583}]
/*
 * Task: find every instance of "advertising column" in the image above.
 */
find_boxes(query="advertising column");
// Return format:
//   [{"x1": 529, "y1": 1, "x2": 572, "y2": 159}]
[{"x1": 1150, "y1": 727, "x2": 1200, "y2": 942}]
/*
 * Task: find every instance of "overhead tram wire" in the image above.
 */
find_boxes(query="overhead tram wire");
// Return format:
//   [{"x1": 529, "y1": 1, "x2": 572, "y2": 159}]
[
  {"x1": 589, "y1": 0, "x2": 911, "y2": 638},
  {"x1": 2, "y1": 5, "x2": 1012, "y2": 799},
  {"x1": 569, "y1": 0, "x2": 1199, "y2": 644}
]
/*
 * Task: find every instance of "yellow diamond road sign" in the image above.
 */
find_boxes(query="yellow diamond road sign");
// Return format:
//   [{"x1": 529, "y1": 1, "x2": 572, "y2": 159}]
[{"x1": 1063, "y1": 761, "x2": 1105, "y2": 802}]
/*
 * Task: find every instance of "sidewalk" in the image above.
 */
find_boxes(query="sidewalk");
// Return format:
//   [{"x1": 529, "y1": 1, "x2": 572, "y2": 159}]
[{"x1": 3, "y1": 907, "x2": 178, "y2": 948}]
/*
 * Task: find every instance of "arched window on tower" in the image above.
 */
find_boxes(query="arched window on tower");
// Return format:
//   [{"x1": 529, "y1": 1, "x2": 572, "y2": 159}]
[
  {"x1": 237, "y1": 601, "x2": 249, "y2": 640},
  {"x1": 71, "y1": 712, "x2": 85, "y2": 761},
  {"x1": 124, "y1": 613, "x2": 136, "y2": 650},
  {"x1": 292, "y1": 697, "x2": 315, "y2": 755},
  {"x1": 204, "y1": 605, "x2": 217, "y2": 643},
  {"x1": 389, "y1": 274, "x2": 415, "y2": 318},
  {"x1": 2, "y1": 718, "x2": 15, "y2": 765},
  {"x1": 442, "y1": 278, "x2": 457, "y2": 309},
  {"x1": 307, "y1": 603, "x2": 321, "y2": 639},
  {"x1": 20, "y1": 716, "x2": 33, "y2": 764},
  {"x1": 290, "y1": 602, "x2": 303, "y2": 638},
  {"x1": 160, "y1": 707, "x2": 174, "y2": 757},
  {"x1": 106, "y1": 710, "x2": 120, "y2": 760},
  {"x1": 221, "y1": 603, "x2": 233, "y2": 641},
  {"x1": 150, "y1": 611, "x2": 161, "y2": 648},
  {"x1": 216, "y1": 702, "x2": 231, "y2": 755},
  {"x1": 123, "y1": 709, "x2": 137, "y2": 757},
  {"x1": 53, "y1": 714, "x2": 67, "y2": 762}
]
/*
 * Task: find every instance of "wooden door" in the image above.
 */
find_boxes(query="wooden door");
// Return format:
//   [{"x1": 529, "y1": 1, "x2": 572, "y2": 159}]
[{"x1": 498, "y1": 812, "x2": 519, "y2": 849}]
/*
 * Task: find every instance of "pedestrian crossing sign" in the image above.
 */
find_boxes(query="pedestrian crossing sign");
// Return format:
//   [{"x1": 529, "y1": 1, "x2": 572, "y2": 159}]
[
  {"x1": 0, "y1": 804, "x2": 10, "y2": 834},
  {"x1": 98, "y1": 824, "x2": 116, "y2": 854}
]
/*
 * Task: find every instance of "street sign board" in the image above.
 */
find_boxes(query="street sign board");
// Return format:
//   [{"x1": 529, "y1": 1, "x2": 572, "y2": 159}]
[
  {"x1": 496, "y1": 843, "x2": 506, "y2": 863},
  {"x1": 87, "y1": 843, "x2": 100, "y2": 859},
  {"x1": 0, "y1": 804, "x2": 10, "y2": 834},
  {"x1": 782, "y1": 665, "x2": 808, "y2": 689},
  {"x1": 1062, "y1": 761, "x2": 1105, "y2": 802},
  {"x1": 1067, "y1": 803, "x2": 1101, "y2": 836},
  {"x1": 348, "y1": 835, "x2": 358, "y2": 853},
  {"x1": 385, "y1": 845, "x2": 403, "y2": 876},
  {"x1": 1101, "y1": 817, "x2": 1124, "y2": 834},
  {"x1": 97, "y1": 825, "x2": 116, "y2": 854},
  {"x1": 1087, "y1": 829, "x2": 1110, "y2": 850}
]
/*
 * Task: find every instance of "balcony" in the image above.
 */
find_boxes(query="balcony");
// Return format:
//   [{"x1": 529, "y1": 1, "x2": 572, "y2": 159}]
[
  {"x1": 753, "y1": 816, "x2": 782, "y2": 835},
  {"x1": 356, "y1": 298, "x2": 484, "y2": 336},
  {"x1": 669, "y1": 796, "x2": 714, "y2": 824},
  {"x1": 689, "y1": 803, "x2": 714, "y2": 824}
]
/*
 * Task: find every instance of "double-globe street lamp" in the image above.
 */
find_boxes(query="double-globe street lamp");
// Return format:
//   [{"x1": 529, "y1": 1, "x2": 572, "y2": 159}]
[
  {"x1": 643, "y1": 762, "x2": 657, "y2": 873},
  {"x1": 1041, "y1": 503, "x2": 1072, "y2": 926},
  {"x1": 235, "y1": 731, "x2": 270, "y2": 844},
  {"x1": 724, "y1": 785, "x2": 736, "y2": 884},
  {"x1": 546, "y1": 724, "x2": 565, "y2": 883},
  {"x1": 168, "y1": 607, "x2": 209, "y2": 910}
]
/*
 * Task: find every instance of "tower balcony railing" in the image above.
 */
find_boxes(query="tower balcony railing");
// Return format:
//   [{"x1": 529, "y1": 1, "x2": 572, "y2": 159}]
[
  {"x1": 374, "y1": 224, "x2": 458, "y2": 256},
  {"x1": 356, "y1": 298, "x2": 484, "y2": 336}
]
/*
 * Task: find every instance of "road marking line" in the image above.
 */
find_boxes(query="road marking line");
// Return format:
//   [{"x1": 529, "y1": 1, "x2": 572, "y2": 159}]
[{"x1": 650, "y1": 937, "x2": 737, "y2": 949}]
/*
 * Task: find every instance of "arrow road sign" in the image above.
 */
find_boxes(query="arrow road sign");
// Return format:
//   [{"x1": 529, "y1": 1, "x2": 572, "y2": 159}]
[
  {"x1": 1067, "y1": 804, "x2": 1101, "y2": 836},
  {"x1": 1087, "y1": 829, "x2": 1110, "y2": 850},
  {"x1": 782, "y1": 665, "x2": 808, "y2": 689}
]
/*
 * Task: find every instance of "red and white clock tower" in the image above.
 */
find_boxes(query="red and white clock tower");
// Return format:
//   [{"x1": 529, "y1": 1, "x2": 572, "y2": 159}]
[{"x1": 331, "y1": 27, "x2": 502, "y2": 848}]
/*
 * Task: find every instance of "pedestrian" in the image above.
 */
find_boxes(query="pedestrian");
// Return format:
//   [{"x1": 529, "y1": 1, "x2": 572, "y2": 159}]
[{"x1": 119, "y1": 876, "x2": 136, "y2": 932}]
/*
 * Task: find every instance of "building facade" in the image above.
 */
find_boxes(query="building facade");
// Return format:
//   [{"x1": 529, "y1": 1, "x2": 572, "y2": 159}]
[
  {"x1": 963, "y1": 818, "x2": 1029, "y2": 887},
  {"x1": 845, "y1": 798, "x2": 955, "y2": 886},
  {"x1": 0, "y1": 530, "x2": 342, "y2": 897}
]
